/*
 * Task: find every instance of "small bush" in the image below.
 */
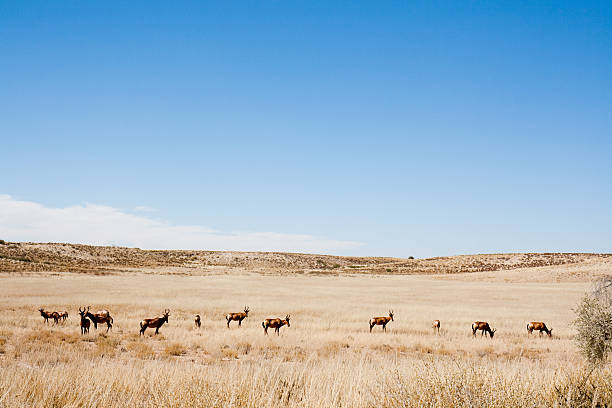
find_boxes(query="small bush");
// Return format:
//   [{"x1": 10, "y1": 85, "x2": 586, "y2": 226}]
[
  {"x1": 236, "y1": 341, "x2": 252, "y2": 355},
  {"x1": 95, "y1": 334, "x2": 120, "y2": 357},
  {"x1": 0, "y1": 239, "x2": 6, "y2": 245},
  {"x1": 574, "y1": 278, "x2": 612, "y2": 365},
  {"x1": 553, "y1": 367, "x2": 612, "y2": 407},
  {"x1": 221, "y1": 347, "x2": 238, "y2": 359},
  {"x1": 127, "y1": 341, "x2": 154, "y2": 359},
  {"x1": 164, "y1": 342, "x2": 187, "y2": 356}
]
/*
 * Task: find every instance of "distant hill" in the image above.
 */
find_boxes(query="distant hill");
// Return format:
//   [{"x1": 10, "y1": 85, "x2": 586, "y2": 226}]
[{"x1": 1, "y1": 241, "x2": 610, "y2": 276}]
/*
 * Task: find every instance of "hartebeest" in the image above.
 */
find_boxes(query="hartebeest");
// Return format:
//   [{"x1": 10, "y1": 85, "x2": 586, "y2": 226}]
[
  {"x1": 78, "y1": 307, "x2": 91, "y2": 335},
  {"x1": 472, "y1": 321, "x2": 496, "y2": 338},
  {"x1": 262, "y1": 315, "x2": 290, "y2": 335},
  {"x1": 60, "y1": 311, "x2": 68, "y2": 322},
  {"x1": 432, "y1": 320, "x2": 441, "y2": 335},
  {"x1": 527, "y1": 322, "x2": 552, "y2": 337},
  {"x1": 139, "y1": 309, "x2": 170, "y2": 335},
  {"x1": 39, "y1": 308, "x2": 59, "y2": 325},
  {"x1": 85, "y1": 306, "x2": 113, "y2": 332},
  {"x1": 369, "y1": 310, "x2": 394, "y2": 333},
  {"x1": 195, "y1": 314, "x2": 201, "y2": 328},
  {"x1": 226, "y1": 306, "x2": 249, "y2": 328}
]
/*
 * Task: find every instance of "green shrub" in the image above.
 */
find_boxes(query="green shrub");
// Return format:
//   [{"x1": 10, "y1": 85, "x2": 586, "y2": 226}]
[{"x1": 573, "y1": 278, "x2": 612, "y2": 365}]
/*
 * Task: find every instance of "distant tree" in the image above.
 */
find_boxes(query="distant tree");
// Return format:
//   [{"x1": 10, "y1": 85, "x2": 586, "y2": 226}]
[{"x1": 574, "y1": 276, "x2": 612, "y2": 365}]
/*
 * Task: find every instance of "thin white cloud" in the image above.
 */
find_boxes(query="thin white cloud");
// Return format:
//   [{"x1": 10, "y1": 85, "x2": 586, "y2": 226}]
[
  {"x1": 0, "y1": 195, "x2": 363, "y2": 254},
  {"x1": 132, "y1": 205, "x2": 156, "y2": 212}
]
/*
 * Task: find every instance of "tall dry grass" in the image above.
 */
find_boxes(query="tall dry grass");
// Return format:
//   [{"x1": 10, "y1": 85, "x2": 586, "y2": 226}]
[{"x1": 0, "y1": 273, "x2": 609, "y2": 407}]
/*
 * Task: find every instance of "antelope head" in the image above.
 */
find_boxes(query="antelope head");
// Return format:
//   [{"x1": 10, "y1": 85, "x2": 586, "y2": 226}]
[
  {"x1": 548, "y1": 328, "x2": 553, "y2": 337},
  {"x1": 389, "y1": 310, "x2": 394, "y2": 321},
  {"x1": 78, "y1": 307, "x2": 86, "y2": 317},
  {"x1": 285, "y1": 314, "x2": 291, "y2": 327},
  {"x1": 163, "y1": 309, "x2": 170, "y2": 322},
  {"x1": 244, "y1": 306, "x2": 250, "y2": 315},
  {"x1": 490, "y1": 328, "x2": 497, "y2": 338}
]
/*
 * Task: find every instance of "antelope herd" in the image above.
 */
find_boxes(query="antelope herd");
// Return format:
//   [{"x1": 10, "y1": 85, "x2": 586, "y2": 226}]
[{"x1": 36, "y1": 307, "x2": 554, "y2": 340}]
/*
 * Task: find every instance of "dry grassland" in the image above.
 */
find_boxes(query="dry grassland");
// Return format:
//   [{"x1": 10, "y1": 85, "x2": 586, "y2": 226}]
[{"x1": 0, "y1": 268, "x2": 611, "y2": 407}]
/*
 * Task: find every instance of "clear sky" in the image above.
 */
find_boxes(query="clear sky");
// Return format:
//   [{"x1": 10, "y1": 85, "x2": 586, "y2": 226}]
[{"x1": 1, "y1": 1, "x2": 611, "y2": 257}]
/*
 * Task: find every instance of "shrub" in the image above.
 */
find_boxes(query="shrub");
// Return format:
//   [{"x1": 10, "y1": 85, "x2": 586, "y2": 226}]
[
  {"x1": 164, "y1": 342, "x2": 187, "y2": 356},
  {"x1": 573, "y1": 277, "x2": 612, "y2": 365},
  {"x1": 0, "y1": 239, "x2": 6, "y2": 245},
  {"x1": 95, "y1": 334, "x2": 120, "y2": 357},
  {"x1": 127, "y1": 341, "x2": 154, "y2": 359}
]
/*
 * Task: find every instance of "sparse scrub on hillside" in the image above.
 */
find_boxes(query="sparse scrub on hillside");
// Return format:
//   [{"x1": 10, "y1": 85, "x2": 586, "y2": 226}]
[{"x1": 2, "y1": 241, "x2": 609, "y2": 275}]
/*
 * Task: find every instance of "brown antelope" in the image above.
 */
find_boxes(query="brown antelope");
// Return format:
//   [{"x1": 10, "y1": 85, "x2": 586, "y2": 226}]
[
  {"x1": 262, "y1": 315, "x2": 290, "y2": 335},
  {"x1": 39, "y1": 308, "x2": 59, "y2": 325},
  {"x1": 85, "y1": 306, "x2": 113, "y2": 332},
  {"x1": 527, "y1": 322, "x2": 552, "y2": 337},
  {"x1": 369, "y1": 310, "x2": 394, "y2": 333},
  {"x1": 139, "y1": 309, "x2": 170, "y2": 335},
  {"x1": 195, "y1": 314, "x2": 201, "y2": 328},
  {"x1": 432, "y1": 320, "x2": 441, "y2": 335},
  {"x1": 78, "y1": 307, "x2": 91, "y2": 335},
  {"x1": 60, "y1": 311, "x2": 69, "y2": 322},
  {"x1": 472, "y1": 321, "x2": 496, "y2": 338},
  {"x1": 226, "y1": 306, "x2": 249, "y2": 328}
]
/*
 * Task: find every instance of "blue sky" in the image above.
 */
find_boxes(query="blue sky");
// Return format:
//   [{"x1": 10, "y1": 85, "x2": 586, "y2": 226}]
[{"x1": 1, "y1": 1, "x2": 611, "y2": 257}]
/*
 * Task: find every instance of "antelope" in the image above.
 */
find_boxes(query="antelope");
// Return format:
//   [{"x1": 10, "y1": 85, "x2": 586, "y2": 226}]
[
  {"x1": 85, "y1": 306, "x2": 113, "y2": 332},
  {"x1": 195, "y1": 314, "x2": 201, "y2": 328},
  {"x1": 527, "y1": 322, "x2": 552, "y2": 337},
  {"x1": 139, "y1": 309, "x2": 170, "y2": 335},
  {"x1": 432, "y1": 320, "x2": 441, "y2": 335},
  {"x1": 39, "y1": 308, "x2": 59, "y2": 325},
  {"x1": 369, "y1": 310, "x2": 394, "y2": 333},
  {"x1": 262, "y1": 315, "x2": 290, "y2": 335},
  {"x1": 78, "y1": 307, "x2": 91, "y2": 335},
  {"x1": 226, "y1": 306, "x2": 249, "y2": 328},
  {"x1": 60, "y1": 311, "x2": 69, "y2": 322},
  {"x1": 472, "y1": 321, "x2": 496, "y2": 338}
]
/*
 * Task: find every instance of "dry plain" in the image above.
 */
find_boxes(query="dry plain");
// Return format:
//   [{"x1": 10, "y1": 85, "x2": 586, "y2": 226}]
[{"x1": 0, "y1": 244, "x2": 611, "y2": 407}]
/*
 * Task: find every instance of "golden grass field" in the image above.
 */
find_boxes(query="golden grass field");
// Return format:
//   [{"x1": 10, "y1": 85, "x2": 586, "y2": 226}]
[{"x1": 0, "y1": 244, "x2": 611, "y2": 407}]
